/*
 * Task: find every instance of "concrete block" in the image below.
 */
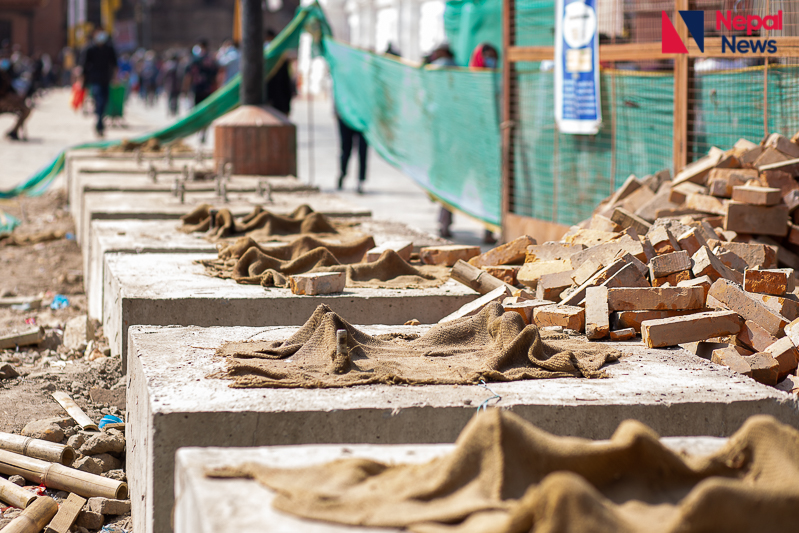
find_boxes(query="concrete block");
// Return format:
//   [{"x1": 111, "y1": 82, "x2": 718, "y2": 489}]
[
  {"x1": 649, "y1": 251, "x2": 692, "y2": 278},
  {"x1": 87, "y1": 218, "x2": 443, "y2": 320},
  {"x1": 103, "y1": 254, "x2": 478, "y2": 369},
  {"x1": 533, "y1": 305, "x2": 584, "y2": 331},
  {"x1": 289, "y1": 272, "x2": 346, "y2": 295},
  {"x1": 607, "y1": 287, "x2": 704, "y2": 312},
  {"x1": 365, "y1": 241, "x2": 412, "y2": 263},
  {"x1": 732, "y1": 186, "x2": 783, "y2": 206},
  {"x1": 585, "y1": 287, "x2": 609, "y2": 340},
  {"x1": 79, "y1": 191, "x2": 370, "y2": 246},
  {"x1": 641, "y1": 310, "x2": 741, "y2": 348},
  {"x1": 130, "y1": 324, "x2": 799, "y2": 533},
  {"x1": 468, "y1": 236, "x2": 535, "y2": 268},
  {"x1": 724, "y1": 202, "x2": 789, "y2": 237},
  {"x1": 174, "y1": 435, "x2": 730, "y2": 533},
  {"x1": 743, "y1": 268, "x2": 794, "y2": 296},
  {"x1": 708, "y1": 278, "x2": 789, "y2": 337},
  {"x1": 420, "y1": 245, "x2": 480, "y2": 267}
]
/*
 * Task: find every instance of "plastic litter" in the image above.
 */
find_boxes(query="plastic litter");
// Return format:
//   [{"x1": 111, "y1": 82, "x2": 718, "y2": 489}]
[
  {"x1": 50, "y1": 295, "x2": 69, "y2": 310},
  {"x1": 10, "y1": 303, "x2": 30, "y2": 311},
  {"x1": 65, "y1": 232, "x2": 75, "y2": 241},
  {"x1": 98, "y1": 415, "x2": 123, "y2": 430}
]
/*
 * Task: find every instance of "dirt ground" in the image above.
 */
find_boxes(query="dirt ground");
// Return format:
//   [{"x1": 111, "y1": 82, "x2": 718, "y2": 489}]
[{"x1": 1, "y1": 189, "x2": 130, "y2": 531}]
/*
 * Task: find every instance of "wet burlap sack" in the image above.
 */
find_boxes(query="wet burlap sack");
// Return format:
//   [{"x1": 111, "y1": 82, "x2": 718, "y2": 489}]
[
  {"x1": 215, "y1": 302, "x2": 619, "y2": 388},
  {"x1": 208, "y1": 410, "x2": 799, "y2": 533},
  {"x1": 179, "y1": 204, "x2": 338, "y2": 240},
  {"x1": 200, "y1": 236, "x2": 448, "y2": 289}
]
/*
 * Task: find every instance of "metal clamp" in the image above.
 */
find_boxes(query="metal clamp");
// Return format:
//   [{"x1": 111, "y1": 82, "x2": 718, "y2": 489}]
[
  {"x1": 164, "y1": 146, "x2": 173, "y2": 166},
  {"x1": 257, "y1": 180, "x2": 273, "y2": 202},
  {"x1": 224, "y1": 162, "x2": 233, "y2": 181},
  {"x1": 134, "y1": 148, "x2": 142, "y2": 166},
  {"x1": 148, "y1": 163, "x2": 157, "y2": 183}
]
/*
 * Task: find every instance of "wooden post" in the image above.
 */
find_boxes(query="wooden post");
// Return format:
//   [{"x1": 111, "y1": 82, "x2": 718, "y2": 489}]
[
  {"x1": 673, "y1": 0, "x2": 690, "y2": 173},
  {"x1": 500, "y1": 0, "x2": 516, "y2": 241}
]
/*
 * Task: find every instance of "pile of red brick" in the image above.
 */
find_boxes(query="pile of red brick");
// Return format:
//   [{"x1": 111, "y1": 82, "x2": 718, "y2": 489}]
[{"x1": 448, "y1": 133, "x2": 799, "y2": 389}]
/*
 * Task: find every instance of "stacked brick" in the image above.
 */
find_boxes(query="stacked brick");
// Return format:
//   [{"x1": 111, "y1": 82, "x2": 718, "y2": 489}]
[{"x1": 447, "y1": 133, "x2": 799, "y2": 389}]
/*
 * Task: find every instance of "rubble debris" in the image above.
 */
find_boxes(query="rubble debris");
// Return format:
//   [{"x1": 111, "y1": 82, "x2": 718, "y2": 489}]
[
  {"x1": 419, "y1": 245, "x2": 480, "y2": 266},
  {"x1": 0, "y1": 328, "x2": 45, "y2": 351},
  {"x1": 62, "y1": 316, "x2": 95, "y2": 352}
]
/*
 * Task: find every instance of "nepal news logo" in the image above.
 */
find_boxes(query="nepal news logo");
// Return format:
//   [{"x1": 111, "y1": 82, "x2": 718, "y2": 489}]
[{"x1": 662, "y1": 10, "x2": 782, "y2": 54}]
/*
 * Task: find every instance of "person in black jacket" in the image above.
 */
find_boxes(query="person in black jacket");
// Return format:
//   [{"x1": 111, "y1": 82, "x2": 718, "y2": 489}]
[
  {"x1": 264, "y1": 29, "x2": 294, "y2": 116},
  {"x1": 0, "y1": 60, "x2": 31, "y2": 140},
  {"x1": 81, "y1": 29, "x2": 118, "y2": 136}
]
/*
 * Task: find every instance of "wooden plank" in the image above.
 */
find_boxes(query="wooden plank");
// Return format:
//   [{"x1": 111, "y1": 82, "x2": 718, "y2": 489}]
[
  {"x1": 673, "y1": 0, "x2": 690, "y2": 174},
  {"x1": 506, "y1": 37, "x2": 799, "y2": 63},
  {"x1": 44, "y1": 493, "x2": 87, "y2": 533},
  {"x1": 501, "y1": 0, "x2": 516, "y2": 240}
]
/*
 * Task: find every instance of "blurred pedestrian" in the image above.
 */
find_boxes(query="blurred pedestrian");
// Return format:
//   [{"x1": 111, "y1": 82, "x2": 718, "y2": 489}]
[
  {"x1": 185, "y1": 39, "x2": 218, "y2": 142},
  {"x1": 0, "y1": 58, "x2": 31, "y2": 140},
  {"x1": 217, "y1": 39, "x2": 240, "y2": 84},
  {"x1": 264, "y1": 29, "x2": 293, "y2": 116},
  {"x1": 336, "y1": 109, "x2": 368, "y2": 194},
  {"x1": 162, "y1": 53, "x2": 183, "y2": 116},
  {"x1": 81, "y1": 29, "x2": 118, "y2": 137}
]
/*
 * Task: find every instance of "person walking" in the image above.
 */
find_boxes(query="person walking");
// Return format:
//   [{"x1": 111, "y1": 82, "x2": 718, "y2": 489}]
[
  {"x1": 336, "y1": 109, "x2": 368, "y2": 194},
  {"x1": 0, "y1": 58, "x2": 31, "y2": 140},
  {"x1": 184, "y1": 39, "x2": 218, "y2": 143},
  {"x1": 81, "y1": 29, "x2": 118, "y2": 137}
]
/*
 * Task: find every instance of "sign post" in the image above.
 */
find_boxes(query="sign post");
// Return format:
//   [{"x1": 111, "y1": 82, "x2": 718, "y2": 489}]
[{"x1": 555, "y1": 0, "x2": 602, "y2": 135}]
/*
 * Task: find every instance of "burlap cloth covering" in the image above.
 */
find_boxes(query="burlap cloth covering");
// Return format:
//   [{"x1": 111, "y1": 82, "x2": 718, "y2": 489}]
[
  {"x1": 179, "y1": 204, "x2": 340, "y2": 240},
  {"x1": 214, "y1": 302, "x2": 619, "y2": 388},
  {"x1": 208, "y1": 410, "x2": 799, "y2": 533},
  {"x1": 199, "y1": 236, "x2": 449, "y2": 289}
]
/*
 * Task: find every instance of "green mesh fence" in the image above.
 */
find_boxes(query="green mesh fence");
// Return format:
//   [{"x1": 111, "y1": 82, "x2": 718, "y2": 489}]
[
  {"x1": 511, "y1": 65, "x2": 674, "y2": 225},
  {"x1": 325, "y1": 38, "x2": 502, "y2": 226}
]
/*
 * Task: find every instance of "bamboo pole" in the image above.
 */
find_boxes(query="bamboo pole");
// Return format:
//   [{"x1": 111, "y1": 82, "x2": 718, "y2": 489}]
[
  {"x1": 0, "y1": 433, "x2": 75, "y2": 466},
  {"x1": 51, "y1": 392, "x2": 99, "y2": 431},
  {"x1": 1, "y1": 496, "x2": 58, "y2": 533},
  {"x1": 0, "y1": 476, "x2": 36, "y2": 509},
  {"x1": 0, "y1": 449, "x2": 127, "y2": 500},
  {"x1": 451, "y1": 260, "x2": 514, "y2": 295}
]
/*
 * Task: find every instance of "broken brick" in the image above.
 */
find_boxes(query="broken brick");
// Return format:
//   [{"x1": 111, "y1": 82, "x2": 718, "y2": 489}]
[
  {"x1": 743, "y1": 268, "x2": 794, "y2": 296},
  {"x1": 641, "y1": 310, "x2": 741, "y2": 348},
  {"x1": 469, "y1": 236, "x2": 535, "y2": 268},
  {"x1": 607, "y1": 287, "x2": 704, "y2": 311},
  {"x1": 724, "y1": 202, "x2": 789, "y2": 237},
  {"x1": 533, "y1": 305, "x2": 585, "y2": 332},
  {"x1": 708, "y1": 278, "x2": 789, "y2": 336},
  {"x1": 585, "y1": 286, "x2": 609, "y2": 340}
]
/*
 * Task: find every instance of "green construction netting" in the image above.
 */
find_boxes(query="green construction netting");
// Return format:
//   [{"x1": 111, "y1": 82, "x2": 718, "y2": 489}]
[
  {"x1": 0, "y1": 4, "x2": 326, "y2": 199},
  {"x1": 324, "y1": 38, "x2": 502, "y2": 226},
  {"x1": 511, "y1": 65, "x2": 674, "y2": 225}
]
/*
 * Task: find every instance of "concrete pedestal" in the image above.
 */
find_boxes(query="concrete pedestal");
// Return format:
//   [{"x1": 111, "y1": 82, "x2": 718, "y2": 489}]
[
  {"x1": 174, "y1": 437, "x2": 727, "y2": 533},
  {"x1": 105, "y1": 254, "x2": 477, "y2": 368},
  {"x1": 87, "y1": 218, "x2": 447, "y2": 320},
  {"x1": 214, "y1": 106, "x2": 296, "y2": 176},
  {"x1": 127, "y1": 323, "x2": 798, "y2": 533},
  {"x1": 78, "y1": 191, "x2": 371, "y2": 245}
]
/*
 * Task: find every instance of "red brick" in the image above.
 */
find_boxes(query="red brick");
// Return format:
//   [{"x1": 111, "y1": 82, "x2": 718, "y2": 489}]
[
  {"x1": 517, "y1": 260, "x2": 572, "y2": 289},
  {"x1": 713, "y1": 241, "x2": 777, "y2": 269},
  {"x1": 676, "y1": 227, "x2": 710, "y2": 256},
  {"x1": 708, "y1": 278, "x2": 789, "y2": 336},
  {"x1": 647, "y1": 226, "x2": 680, "y2": 255},
  {"x1": 610, "y1": 309, "x2": 704, "y2": 333},
  {"x1": 641, "y1": 310, "x2": 741, "y2": 348},
  {"x1": 743, "y1": 268, "x2": 794, "y2": 296},
  {"x1": 607, "y1": 287, "x2": 704, "y2": 311},
  {"x1": 535, "y1": 270, "x2": 575, "y2": 301},
  {"x1": 731, "y1": 185, "x2": 783, "y2": 206},
  {"x1": 482, "y1": 266, "x2": 520, "y2": 286},
  {"x1": 724, "y1": 202, "x2": 789, "y2": 237},
  {"x1": 533, "y1": 305, "x2": 585, "y2": 332},
  {"x1": 649, "y1": 250, "x2": 692, "y2": 278},
  {"x1": 736, "y1": 319, "x2": 778, "y2": 352},
  {"x1": 469, "y1": 235, "x2": 536, "y2": 268},
  {"x1": 609, "y1": 328, "x2": 636, "y2": 341},
  {"x1": 525, "y1": 243, "x2": 585, "y2": 263},
  {"x1": 692, "y1": 246, "x2": 742, "y2": 283},
  {"x1": 677, "y1": 275, "x2": 713, "y2": 300},
  {"x1": 764, "y1": 336, "x2": 799, "y2": 377},
  {"x1": 585, "y1": 286, "x2": 609, "y2": 340},
  {"x1": 611, "y1": 207, "x2": 652, "y2": 237},
  {"x1": 711, "y1": 347, "x2": 753, "y2": 376},
  {"x1": 420, "y1": 245, "x2": 481, "y2": 266},
  {"x1": 652, "y1": 270, "x2": 692, "y2": 288},
  {"x1": 748, "y1": 292, "x2": 799, "y2": 322},
  {"x1": 742, "y1": 353, "x2": 780, "y2": 385}
]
